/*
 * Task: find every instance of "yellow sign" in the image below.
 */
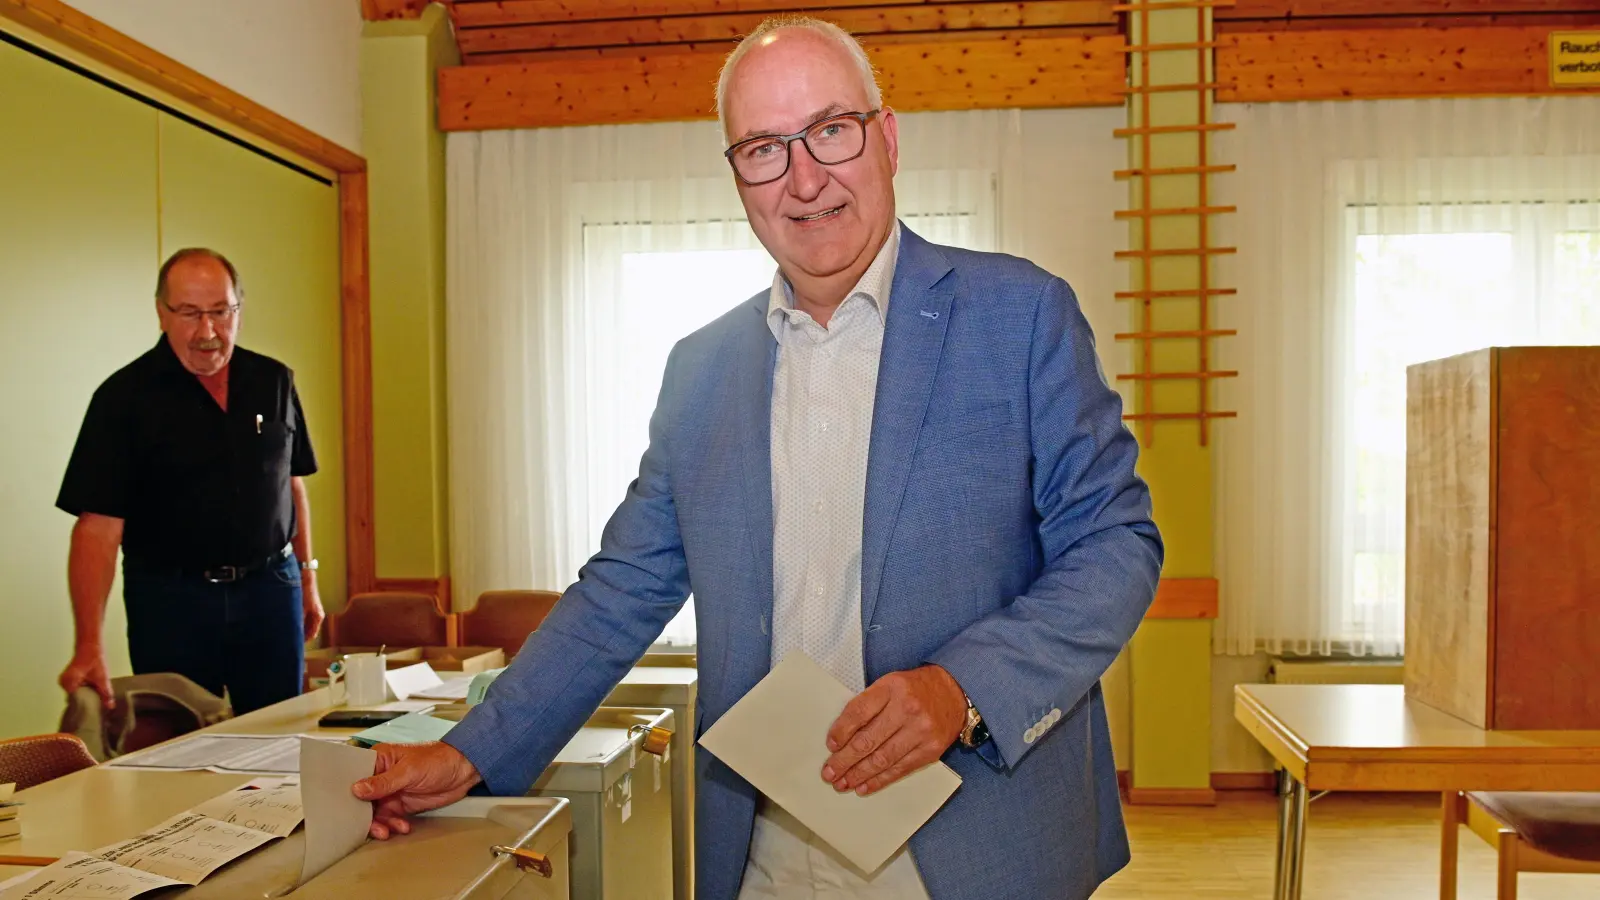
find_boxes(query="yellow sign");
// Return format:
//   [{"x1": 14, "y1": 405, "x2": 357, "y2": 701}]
[{"x1": 1550, "y1": 31, "x2": 1600, "y2": 87}]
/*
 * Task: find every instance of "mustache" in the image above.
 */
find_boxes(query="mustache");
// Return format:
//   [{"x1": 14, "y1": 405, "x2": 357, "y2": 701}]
[{"x1": 192, "y1": 338, "x2": 223, "y2": 351}]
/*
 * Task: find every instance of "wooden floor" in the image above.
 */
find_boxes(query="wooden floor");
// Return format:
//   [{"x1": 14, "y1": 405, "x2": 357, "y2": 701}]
[{"x1": 1098, "y1": 791, "x2": 1600, "y2": 899}]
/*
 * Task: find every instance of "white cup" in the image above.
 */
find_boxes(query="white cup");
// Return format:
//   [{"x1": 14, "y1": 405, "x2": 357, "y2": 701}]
[{"x1": 328, "y1": 652, "x2": 388, "y2": 706}]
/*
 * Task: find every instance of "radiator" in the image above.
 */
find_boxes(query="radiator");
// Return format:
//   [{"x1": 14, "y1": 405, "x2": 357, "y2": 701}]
[{"x1": 1266, "y1": 657, "x2": 1404, "y2": 685}]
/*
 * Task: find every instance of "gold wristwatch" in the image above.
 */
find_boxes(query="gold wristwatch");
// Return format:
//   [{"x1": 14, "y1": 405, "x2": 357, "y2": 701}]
[{"x1": 958, "y1": 693, "x2": 989, "y2": 748}]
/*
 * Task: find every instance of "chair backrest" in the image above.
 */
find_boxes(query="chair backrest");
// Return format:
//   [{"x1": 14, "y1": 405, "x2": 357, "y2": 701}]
[
  {"x1": 330, "y1": 591, "x2": 448, "y2": 647},
  {"x1": 60, "y1": 673, "x2": 232, "y2": 762},
  {"x1": 0, "y1": 733, "x2": 98, "y2": 790},
  {"x1": 460, "y1": 590, "x2": 561, "y2": 660}
]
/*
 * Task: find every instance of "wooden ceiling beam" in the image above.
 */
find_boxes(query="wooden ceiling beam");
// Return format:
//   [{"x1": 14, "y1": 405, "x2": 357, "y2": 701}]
[
  {"x1": 1217, "y1": 24, "x2": 1600, "y2": 100},
  {"x1": 455, "y1": 2, "x2": 1116, "y2": 57},
  {"x1": 1221, "y1": 0, "x2": 1599, "y2": 16},
  {"x1": 448, "y1": 0, "x2": 1018, "y2": 28},
  {"x1": 438, "y1": 33, "x2": 1125, "y2": 130},
  {"x1": 458, "y1": 26, "x2": 1119, "y2": 64}
]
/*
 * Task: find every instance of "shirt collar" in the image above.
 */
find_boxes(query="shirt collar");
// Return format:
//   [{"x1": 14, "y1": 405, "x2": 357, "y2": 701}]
[{"x1": 766, "y1": 221, "x2": 901, "y2": 338}]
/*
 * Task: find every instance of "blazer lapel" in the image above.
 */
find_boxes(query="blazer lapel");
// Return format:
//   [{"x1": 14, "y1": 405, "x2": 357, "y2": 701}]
[
  {"x1": 860, "y1": 229, "x2": 955, "y2": 629},
  {"x1": 728, "y1": 297, "x2": 777, "y2": 678}
]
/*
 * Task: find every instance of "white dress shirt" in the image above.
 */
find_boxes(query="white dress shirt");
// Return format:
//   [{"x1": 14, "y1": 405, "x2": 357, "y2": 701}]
[{"x1": 738, "y1": 225, "x2": 934, "y2": 900}]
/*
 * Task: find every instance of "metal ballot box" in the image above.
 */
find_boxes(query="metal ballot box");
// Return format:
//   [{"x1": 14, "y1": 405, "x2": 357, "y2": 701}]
[
  {"x1": 184, "y1": 797, "x2": 573, "y2": 900},
  {"x1": 528, "y1": 707, "x2": 676, "y2": 900},
  {"x1": 605, "y1": 665, "x2": 698, "y2": 900}
]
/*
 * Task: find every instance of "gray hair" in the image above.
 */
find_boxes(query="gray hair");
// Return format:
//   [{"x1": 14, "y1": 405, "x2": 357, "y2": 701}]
[
  {"x1": 714, "y1": 15, "x2": 883, "y2": 142},
  {"x1": 156, "y1": 247, "x2": 244, "y2": 303}
]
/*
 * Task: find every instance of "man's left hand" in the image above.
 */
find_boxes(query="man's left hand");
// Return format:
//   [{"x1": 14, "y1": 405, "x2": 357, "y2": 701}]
[
  {"x1": 302, "y1": 577, "x2": 325, "y2": 642},
  {"x1": 822, "y1": 664, "x2": 967, "y2": 796}
]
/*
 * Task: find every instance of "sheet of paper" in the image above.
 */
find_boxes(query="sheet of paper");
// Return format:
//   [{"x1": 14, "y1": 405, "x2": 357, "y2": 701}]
[
  {"x1": 350, "y1": 712, "x2": 455, "y2": 747},
  {"x1": 188, "y1": 781, "x2": 304, "y2": 837},
  {"x1": 408, "y1": 674, "x2": 474, "y2": 701},
  {"x1": 0, "y1": 852, "x2": 185, "y2": 900},
  {"x1": 297, "y1": 736, "x2": 376, "y2": 886},
  {"x1": 384, "y1": 662, "x2": 443, "y2": 701},
  {"x1": 90, "y1": 813, "x2": 277, "y2": 884},
  {"x1": 698, "y1": 653, "x2": 962, "y2": 875},
  {"x1": 104, "y1": 734, "x2": 343, "y2": 774}
]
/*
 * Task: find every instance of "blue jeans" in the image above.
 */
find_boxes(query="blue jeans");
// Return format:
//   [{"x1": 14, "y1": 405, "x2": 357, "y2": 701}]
[{"x1": 122, "y1": 553, "x2": 305, "y2": 715}]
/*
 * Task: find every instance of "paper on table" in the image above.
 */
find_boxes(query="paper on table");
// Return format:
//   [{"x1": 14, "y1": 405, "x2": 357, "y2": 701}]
[
  {"x1": 297, "y1": 736, "x2": 376, "y2": 886},
  {"x1": 91, "y1": 812, "x2": 278, "y2": 884},
  {"x1": 409, "y1": 674, "x2": 474, "y2": 701},
  {"x1": 104, "y1": 734, "x2": 332, "y2": 774},
  {"x1": 350, "y1": 712, "x2": 456, "y2": 747},
  {"x1": 0, "y1": 852, "x2": 186, "y2": 900},
  {"x1": 698, "y1": 653, "x2": 962, "y2": 875},
  {"x1": 189, "y1": 780, "x2": 304, "y2": 837},
  {"x1": 385, "y1": 662, "x2": 444, "y2": 701}
]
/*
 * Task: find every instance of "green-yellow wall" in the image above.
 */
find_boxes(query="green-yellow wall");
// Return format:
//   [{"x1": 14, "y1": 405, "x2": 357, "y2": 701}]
[
  {"x1": 362, "y1": 5, "x2": 457, "y2": 582},
  {"x1": 0, "y1": 34, "x2": 343, "y2": 739}
]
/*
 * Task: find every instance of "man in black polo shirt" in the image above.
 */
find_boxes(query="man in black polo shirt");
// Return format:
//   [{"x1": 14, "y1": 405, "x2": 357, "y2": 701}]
[{"x1": 55, "y1": 247, "x2": 324, "y2": 715}]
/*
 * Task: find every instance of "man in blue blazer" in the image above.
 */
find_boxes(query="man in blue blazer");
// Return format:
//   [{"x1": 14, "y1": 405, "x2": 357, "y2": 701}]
[{"x1": 355, "y1": 15, "x2": 1162, "y2": 900}]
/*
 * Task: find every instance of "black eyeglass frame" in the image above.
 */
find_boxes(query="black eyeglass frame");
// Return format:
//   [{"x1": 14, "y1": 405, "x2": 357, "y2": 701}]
[{"x1": 723, "y1": 109, "x2": 882, "y2": 186}]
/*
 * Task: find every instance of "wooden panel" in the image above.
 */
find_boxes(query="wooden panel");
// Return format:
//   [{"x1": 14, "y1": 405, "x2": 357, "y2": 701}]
[
  {"x1": 1216, "y1": 25, "x2": 1600, "y2": 100},
  {"x1": 1405, "y1": 349, "x2": 1494, "y2": 729},
  {"x1": 340, "y1": 172, "x2": 377, "y2": 599},
  {"x1": 1147, "y1": 577, "x2": 1219, "y2": 619},
  {"x1": 0, "y1": 0, "x2": 363, "y2": 172},
  {"x1": 438, "y1": 34, "x2": 1125, "y2": 129},
  {"x1": 1491, "y1": 347, "x2": 1600, "y2": 729},
  {"x1": 464, "y1": 27, "x2": 1120, "y2": 64},
  {"x1": 455, "y1": 2, "x2": 1115, "y2": 56},
  {"x1": 447, "y1": 0, "x2": 1092, "y2": 27},
  {"x1": 1220, "y1": 0, "x2": 1600, "y2": 19}
]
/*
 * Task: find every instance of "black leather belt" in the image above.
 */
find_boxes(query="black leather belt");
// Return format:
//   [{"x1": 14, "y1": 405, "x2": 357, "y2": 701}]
[{"x1": 202, "y1": 544, "x2": 295, "y2": 583}]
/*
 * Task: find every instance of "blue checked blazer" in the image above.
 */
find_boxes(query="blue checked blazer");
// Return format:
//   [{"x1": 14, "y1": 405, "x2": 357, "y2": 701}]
[{"x1": 445, "y1": 224, "x2": 1164, "y2": 900}]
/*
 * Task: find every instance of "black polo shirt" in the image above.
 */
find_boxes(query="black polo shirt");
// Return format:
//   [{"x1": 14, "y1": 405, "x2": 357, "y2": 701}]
[{"x1": 56, "y1": 337, "x2": 317, "y2": 569}]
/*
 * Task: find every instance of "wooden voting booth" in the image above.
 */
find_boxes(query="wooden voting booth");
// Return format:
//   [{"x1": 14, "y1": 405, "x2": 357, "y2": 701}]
[{"x1": 1405, "y1": 346, "x2": 1600, "y2": 730}]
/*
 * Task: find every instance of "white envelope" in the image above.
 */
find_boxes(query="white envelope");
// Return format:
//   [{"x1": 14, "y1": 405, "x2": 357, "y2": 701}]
[{"x1": 698, "y1": 653, "x2": 962, "y2": 874}]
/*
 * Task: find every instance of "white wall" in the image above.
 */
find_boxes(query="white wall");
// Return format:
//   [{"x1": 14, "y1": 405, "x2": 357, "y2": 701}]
[{"x1": 63, "y1": 0, "x2": 364, "y2": 152}]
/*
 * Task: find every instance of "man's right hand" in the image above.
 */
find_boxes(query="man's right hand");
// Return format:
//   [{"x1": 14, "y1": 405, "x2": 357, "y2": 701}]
[
  {"x1": 353, "y1": 741, "x2": 483, "y2": 839},
  {"x1": 60, "y1": 647, "x2": 113, "y2": 710}
]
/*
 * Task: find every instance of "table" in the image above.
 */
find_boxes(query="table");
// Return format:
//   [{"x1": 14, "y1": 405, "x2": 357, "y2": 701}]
[
  {"x1": 0, "y1": 688, "x2": 347, "y2": 863},
  {"x1": 1234, "y1": 683, "x2": 1600, "y2": 900}
]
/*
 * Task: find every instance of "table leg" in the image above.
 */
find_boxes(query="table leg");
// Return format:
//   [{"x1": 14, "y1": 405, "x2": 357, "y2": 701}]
[
  {"x1": 1286, "y1": 777, "x2": 1310, "y2": 900},
  {"x1": 1274, "y1": 769, "x2": 1292, "y2": 900},
  {"x1": 1440, "y1": 791, "x2": 1461, "y2": 900}
]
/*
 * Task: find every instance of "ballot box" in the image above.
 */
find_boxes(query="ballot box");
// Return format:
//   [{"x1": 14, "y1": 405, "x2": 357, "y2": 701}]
[
  {"x1": 527, "y1": 707, "x2": 676, "y2": 900},
  {"x1": 604, "y1": 666, "x2": 698, "y2": 900},
  {"x1": 6, "y1": 798, "x2": 573, "y2": 900}
]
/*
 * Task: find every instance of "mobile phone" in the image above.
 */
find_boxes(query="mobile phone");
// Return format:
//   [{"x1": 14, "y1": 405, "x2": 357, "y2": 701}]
[{"x1": 317, "y1": 709, "x2": 410, "y2": 728}]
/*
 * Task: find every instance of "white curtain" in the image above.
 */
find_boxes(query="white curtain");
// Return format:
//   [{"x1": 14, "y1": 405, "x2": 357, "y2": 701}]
[
  {"x1": 1212, "y1": 97, "x2": 1600, "y2": 657},
  {"x1": 445, "y1": 107, "x2": 1128, "y2": 646}
]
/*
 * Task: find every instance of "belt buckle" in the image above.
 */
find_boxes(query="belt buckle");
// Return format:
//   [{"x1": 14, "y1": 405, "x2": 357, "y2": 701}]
[{"x1": 205, "y1": 566, "x2": 240, "y2": 584}]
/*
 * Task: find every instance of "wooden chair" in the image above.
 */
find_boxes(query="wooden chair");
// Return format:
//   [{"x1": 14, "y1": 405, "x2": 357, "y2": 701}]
[
  {"x1": 327, "y1": 591, "x2": 450, "y2": 647},
  {"x1": 458, "y1": 590, "x2": 561, "y2": 660},
  {"x1": 0, "y1": 733, "x2": 97, "y2": 790},
  {"x1": 1441, "y1": 790, "x2": 1600, "y2": 899}
]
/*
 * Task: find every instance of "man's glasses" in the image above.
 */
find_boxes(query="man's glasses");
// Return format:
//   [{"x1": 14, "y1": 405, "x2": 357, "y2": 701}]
[
  {"x1": 163, "y1": 302, "x2": 240, "y2": 325},
  {"x1": 724, "y1": 109, "x2": 881, "y2": 186}
]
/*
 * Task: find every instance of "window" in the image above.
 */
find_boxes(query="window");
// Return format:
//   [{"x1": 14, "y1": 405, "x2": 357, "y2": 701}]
[
  {"x1": 578, "y1": 212, "x2": 990, "y2": 649},
  {"x1": 1346, "y1": 203, "x2": 1600, "y2": 646}
]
